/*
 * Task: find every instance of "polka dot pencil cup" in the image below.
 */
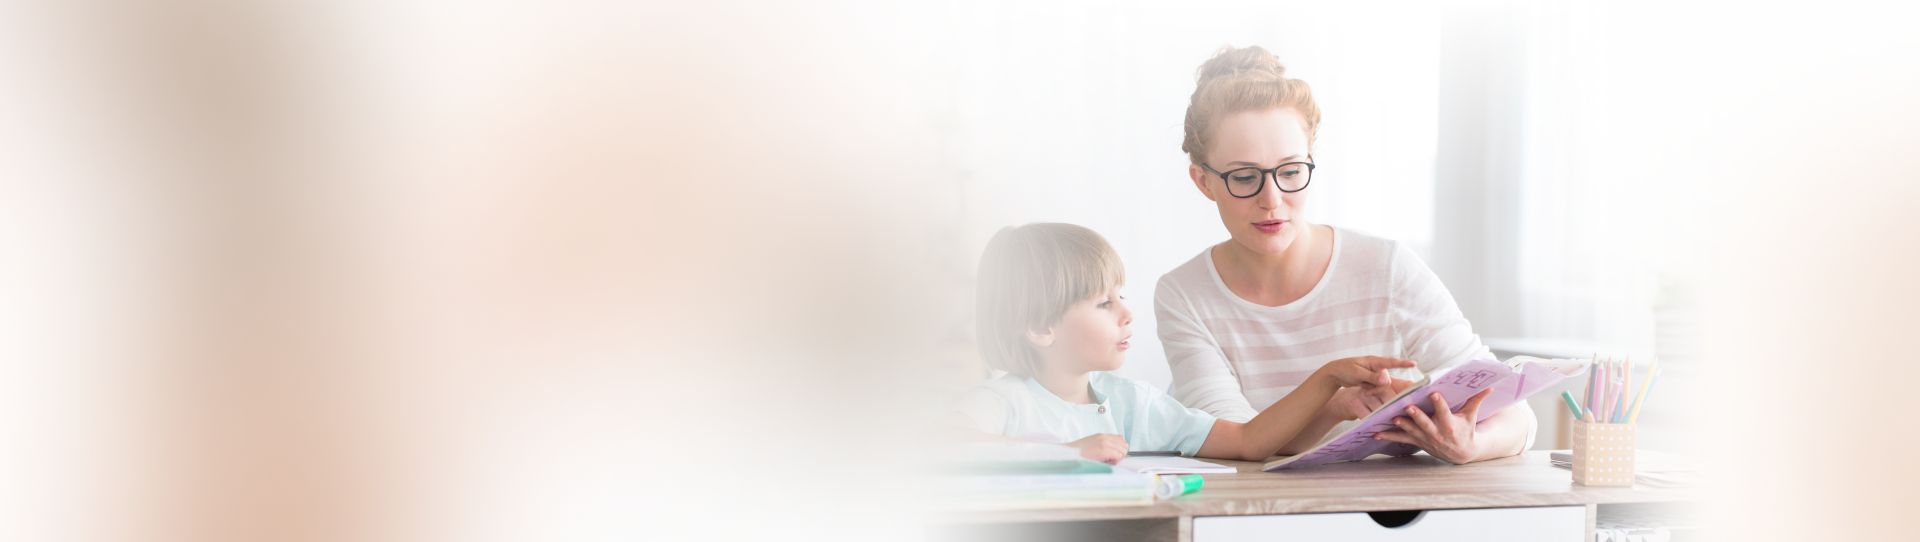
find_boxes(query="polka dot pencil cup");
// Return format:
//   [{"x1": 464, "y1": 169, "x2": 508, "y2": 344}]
[{"x1": 1571, "y1": 421, "x2": 1635, "y2": 486}]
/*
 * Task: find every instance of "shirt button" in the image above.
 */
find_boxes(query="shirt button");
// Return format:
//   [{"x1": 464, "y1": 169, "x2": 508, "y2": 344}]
[{"x1": 1097, "y1": 405, "x2": 1107, "y2": 414}]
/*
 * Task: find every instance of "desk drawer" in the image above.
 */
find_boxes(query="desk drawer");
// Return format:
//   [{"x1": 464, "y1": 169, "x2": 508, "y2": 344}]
[{"x1": 1192, "y1": 505, "x2": 1585, "y2": 541}]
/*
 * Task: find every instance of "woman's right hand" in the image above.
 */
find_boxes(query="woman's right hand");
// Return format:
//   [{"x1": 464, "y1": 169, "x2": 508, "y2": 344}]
[
  {"x1": 1319, "y1": 356, "x2": 1418, "y2": 389},
  {"x1": 1066, "y1": 433, "x2": 1129, "y2": 464}
]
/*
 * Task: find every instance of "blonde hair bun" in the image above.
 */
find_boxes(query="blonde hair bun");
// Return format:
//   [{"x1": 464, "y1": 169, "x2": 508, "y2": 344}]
[
  {"x1": 1196, "y1": 45, "x2": 1288, "y2": 84},
  {"x1": 1181, "y1": 45, "x2": 1321, "y2": 163}
]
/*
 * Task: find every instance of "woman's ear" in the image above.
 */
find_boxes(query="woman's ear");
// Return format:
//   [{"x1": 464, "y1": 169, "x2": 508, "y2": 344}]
[
  {"x1": 1189, "y1": 163, "x2": 1217, "y2": 202},
  {"x1": 1025, "y1": 326, "x2": 1056, "y2": 349}
]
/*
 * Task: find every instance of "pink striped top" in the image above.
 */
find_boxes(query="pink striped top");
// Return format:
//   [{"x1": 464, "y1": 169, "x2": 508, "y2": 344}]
[{"x1": 1154, "y1": 227, "x2": 1496, "y2": 424}]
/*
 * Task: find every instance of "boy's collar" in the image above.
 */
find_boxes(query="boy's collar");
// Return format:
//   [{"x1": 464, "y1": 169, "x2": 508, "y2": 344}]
[{"x1": 1024, "y1": 372, "x2": 1110, "y2": 408}]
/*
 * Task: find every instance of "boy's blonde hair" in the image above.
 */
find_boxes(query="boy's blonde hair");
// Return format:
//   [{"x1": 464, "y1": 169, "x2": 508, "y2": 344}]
[{"x1": 974, "y1": 223, "x2": 1125, "y2": 377}]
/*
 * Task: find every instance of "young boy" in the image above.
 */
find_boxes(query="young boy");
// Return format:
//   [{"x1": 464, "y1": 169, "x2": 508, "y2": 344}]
[{"x1": 958, "y1": 223, "x2": 1412, "y2": 463}]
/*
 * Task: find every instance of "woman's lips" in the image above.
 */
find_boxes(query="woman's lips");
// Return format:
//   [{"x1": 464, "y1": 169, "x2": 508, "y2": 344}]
[
  {"x1": 1117, "y1": 337, "x2": 1132, "y2": 350},
  {"x1": 1253, "y1": 219, "x2": 1287, "y2": 234}
]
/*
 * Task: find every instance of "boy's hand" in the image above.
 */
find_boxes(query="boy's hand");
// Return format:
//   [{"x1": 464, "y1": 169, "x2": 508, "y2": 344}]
[
  {"x1": 1327, "y1": 377, "x2": 1417, "y2": 420},
  {"x1": 1066, "y1": 433, "x2": 1128, "y2": 464},
  {"x1": 1319, "y1": 356, "x2": 1418, "y2": 388}
]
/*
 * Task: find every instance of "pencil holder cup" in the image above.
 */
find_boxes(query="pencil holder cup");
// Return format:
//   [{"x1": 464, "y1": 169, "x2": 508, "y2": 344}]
[{"x1": 1571, "y1": 421, "x2": 1635, "y2": 486}]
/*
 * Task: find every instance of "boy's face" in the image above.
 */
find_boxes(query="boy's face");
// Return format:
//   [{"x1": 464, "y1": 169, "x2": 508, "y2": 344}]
[{"x1": 1036, "y1": 286, "x2": 1133, "y2": 374}]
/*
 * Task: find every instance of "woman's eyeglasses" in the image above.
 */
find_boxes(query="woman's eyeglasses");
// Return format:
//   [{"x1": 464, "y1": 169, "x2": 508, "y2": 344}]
[{"x1": 1200, "y1": 160, "x2": 1315, "y2": 198}]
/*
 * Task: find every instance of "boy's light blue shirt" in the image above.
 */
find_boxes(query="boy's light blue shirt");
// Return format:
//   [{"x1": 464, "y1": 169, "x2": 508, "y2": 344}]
[{"x1": 957, "y1": 371, "x2": 1218, "y2": 456}]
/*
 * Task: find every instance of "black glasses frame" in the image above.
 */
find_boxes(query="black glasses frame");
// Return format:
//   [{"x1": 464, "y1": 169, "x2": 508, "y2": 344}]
[{"x1": 1200, "y1": 159, "x2": 1317, "y2": 198}]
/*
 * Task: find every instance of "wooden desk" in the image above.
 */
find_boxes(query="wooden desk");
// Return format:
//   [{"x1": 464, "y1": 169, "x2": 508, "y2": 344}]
[{"x1": 936, "y1": 450, "x2": 1700, "y2": 542}]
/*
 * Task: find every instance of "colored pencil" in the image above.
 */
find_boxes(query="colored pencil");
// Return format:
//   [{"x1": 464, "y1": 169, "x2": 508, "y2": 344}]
[
  {"x1": 1561, "y1": 390, "x2": 1585, "y2": 420},
  {"x1": 1627, "y1": 363, "x2": 1661, "y2": 424}
]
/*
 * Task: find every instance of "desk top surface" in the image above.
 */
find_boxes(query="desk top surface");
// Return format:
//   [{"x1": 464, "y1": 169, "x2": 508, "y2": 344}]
[{"x1": 941, "y1": 450, "x2": 1702, "y2": 523}]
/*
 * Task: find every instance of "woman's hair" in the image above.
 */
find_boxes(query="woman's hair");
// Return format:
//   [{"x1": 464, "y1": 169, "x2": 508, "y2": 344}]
[
  {"x1": 974, "y1": 223, "x2": 1125, "y2": 377},
  {"x1": 1180, "y1": 45, "x2": 1322, "y2": 165}
]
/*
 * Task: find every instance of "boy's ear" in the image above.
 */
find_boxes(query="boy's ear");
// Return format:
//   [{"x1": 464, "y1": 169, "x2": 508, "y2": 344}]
[
  {"x1": 1189, "y1": 163, "x2": 1217, "y2": 202},
  {"x1": 1025, "y1": 326, "x2": 1056, "y2": 349}
]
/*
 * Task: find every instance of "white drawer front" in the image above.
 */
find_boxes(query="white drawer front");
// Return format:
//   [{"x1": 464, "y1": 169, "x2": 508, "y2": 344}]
[{"x1": 1193, "y1": 505, "x2": 1585, "y2": 542}]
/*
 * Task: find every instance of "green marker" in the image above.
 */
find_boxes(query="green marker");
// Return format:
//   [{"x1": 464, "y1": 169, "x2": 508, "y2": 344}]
[
  {"x1": 1155, "y1": 474, "x2": 1204, "y2": 499},
  {"x1": 1560, "y1": 390, "x2": 1585, "y2": 421}
]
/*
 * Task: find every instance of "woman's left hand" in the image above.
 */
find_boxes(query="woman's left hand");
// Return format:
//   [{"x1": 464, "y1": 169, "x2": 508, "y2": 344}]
[{"x1": 1373, "y1": 388, "x2": 1493, "y2": 465}]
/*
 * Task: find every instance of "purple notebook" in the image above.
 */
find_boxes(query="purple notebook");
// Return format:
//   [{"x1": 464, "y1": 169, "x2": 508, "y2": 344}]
[{"x1": 1263, "y1": 356, "x2": 1587, "y2": 471}]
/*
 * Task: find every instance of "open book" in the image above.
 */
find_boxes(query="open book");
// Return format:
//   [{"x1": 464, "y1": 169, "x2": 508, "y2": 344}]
[{"x1": 1263, "y1": 355, "x2": 1588, "y2": 471}]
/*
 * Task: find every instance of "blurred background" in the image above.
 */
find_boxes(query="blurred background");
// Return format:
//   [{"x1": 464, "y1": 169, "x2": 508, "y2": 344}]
[{"x1": 0, "y1": 0, "x2": 1914, "y2": 541}]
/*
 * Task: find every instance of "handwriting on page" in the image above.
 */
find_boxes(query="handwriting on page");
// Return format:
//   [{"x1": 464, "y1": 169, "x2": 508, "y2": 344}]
[{"x1": 1447, "y1": 369, "x2": 1497, "y2": 389}]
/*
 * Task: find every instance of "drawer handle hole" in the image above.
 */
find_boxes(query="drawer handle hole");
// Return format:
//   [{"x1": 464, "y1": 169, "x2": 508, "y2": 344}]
[{"x1": 1366, "y1": 510, "x2": 1425, "y2": 528}]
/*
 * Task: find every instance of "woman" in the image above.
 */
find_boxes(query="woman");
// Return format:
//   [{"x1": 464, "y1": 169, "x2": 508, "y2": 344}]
[{"x1": 1155, "y1": 46, "x2": 1535, "y2": 464}]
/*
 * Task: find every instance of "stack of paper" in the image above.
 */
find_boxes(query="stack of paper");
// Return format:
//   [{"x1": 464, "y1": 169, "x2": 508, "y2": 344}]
[
  {"x1": 1116, "y1": 455, "x2": 1236, "y2": 475},
  {"x1": 933, "y1": 442, "x2": 1156, "y2": 509},
  {"x1": 935, "y1": 470, "x2": 1157, "y2": 509}
]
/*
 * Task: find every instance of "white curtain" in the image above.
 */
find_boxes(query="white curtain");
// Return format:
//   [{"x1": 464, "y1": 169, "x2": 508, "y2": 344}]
[{"x1": 1432, "y1": 0, "x2": 1692, "y2": 360}]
